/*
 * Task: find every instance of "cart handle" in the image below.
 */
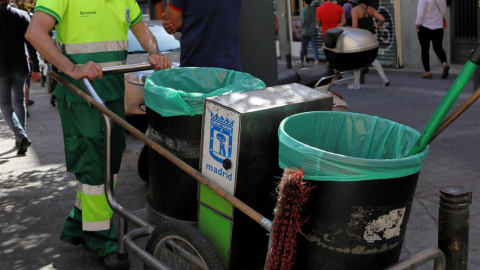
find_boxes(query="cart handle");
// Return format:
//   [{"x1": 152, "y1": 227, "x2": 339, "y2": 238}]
[
  {"x1": 102, "y1": 62, "x2": 154, "y2": 76},
  {"x1": 51, "y1": 70, "x2": 274, "y2": 233}
]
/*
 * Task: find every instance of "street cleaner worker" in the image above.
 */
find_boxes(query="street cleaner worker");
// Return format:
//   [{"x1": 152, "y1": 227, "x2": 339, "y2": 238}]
[{"x1": 25, "y1": 1, "x2": 171, "y2": 269}]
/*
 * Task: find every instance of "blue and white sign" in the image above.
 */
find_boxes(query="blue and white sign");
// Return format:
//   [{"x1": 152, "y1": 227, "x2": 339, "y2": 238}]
[
  {"x1": 208, "y1": 113, "x2": 233, "y2": 163},
  {"x1": 201, "y1": 102, "x2": 240, "y2": 195}
]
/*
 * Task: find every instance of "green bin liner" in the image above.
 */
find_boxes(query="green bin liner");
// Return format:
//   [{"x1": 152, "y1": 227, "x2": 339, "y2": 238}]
[
  {"x1": 144, "y1": 67, "x2": 266, "y2": 117},
  {"x1": 278, "y1": 111, "x2": 429, "y2": 181}
]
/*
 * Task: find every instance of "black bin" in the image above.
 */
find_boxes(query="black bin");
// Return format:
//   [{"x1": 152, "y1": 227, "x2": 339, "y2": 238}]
[
  {"x1": 144, "y1": 67, "x2": 266, "y2": 223},
  {"x1": 278, "y1": 111, "x2": 429, "y2": 270},
  {"x1": 147, "y1": 111, "x2": 203, "y2": 221}
]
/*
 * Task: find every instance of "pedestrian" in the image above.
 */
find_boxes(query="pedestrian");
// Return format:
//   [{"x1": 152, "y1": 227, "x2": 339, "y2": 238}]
[
  {"x1": 416, "y1": 0, "x2": 449, "y2": 79},
  {"x1": 316, "y1": 0, "x2": 346, "y2": 37},
  {"x1": 316, "y1": 0, "x2": 346, "y2": 73},
  {"x1": 0, "y1": 0, "x2": 40, "y2": 155},
  {"x1": 348, "y1": 0, "x2": 390, "y2": 89},
  {"x1": 25, "y1": 1, "x2": 171, "y2": 269},
  {"x1": 162, "y1": 0, "x2": 242, "y2": 71},
  {"x1": 342, "y1": 0, "x2": 357, "y2": 27},
  {"x1": 296, "y1": 0, "x2": 320, "y2": 67}
]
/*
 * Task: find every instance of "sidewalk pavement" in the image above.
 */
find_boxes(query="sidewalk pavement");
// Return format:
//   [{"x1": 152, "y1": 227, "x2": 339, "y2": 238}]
[{"x1": 0, "y1": 64, "x2": 478, "y2": 270}]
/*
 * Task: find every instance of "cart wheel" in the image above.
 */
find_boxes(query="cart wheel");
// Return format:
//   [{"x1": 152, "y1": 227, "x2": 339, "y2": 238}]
[
  {"x1": 145, "y1": 221, "x2": 224, "y2": 270},
  {"x1": 138, "y1": 144, "x2": 149, "y2": 182}
]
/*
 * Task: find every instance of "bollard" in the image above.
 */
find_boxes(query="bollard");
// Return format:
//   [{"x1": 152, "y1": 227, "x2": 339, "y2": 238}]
[{"x1": 438, "y1": 186, "x2": 472, "y2": 270}]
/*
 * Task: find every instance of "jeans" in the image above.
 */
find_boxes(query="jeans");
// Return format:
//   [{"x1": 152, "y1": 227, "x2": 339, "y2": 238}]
[
  {"x1": 0, "y1": 73, "x2": 28, "y2": 141},
  {"x1": 300, "y1": 35, "x2": 319, "y2": 62}
]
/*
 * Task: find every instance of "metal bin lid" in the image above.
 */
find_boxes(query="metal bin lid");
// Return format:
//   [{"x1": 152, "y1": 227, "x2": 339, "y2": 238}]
[{"x1": 323, "y1": 27, "x2": 379, "y2": 54}]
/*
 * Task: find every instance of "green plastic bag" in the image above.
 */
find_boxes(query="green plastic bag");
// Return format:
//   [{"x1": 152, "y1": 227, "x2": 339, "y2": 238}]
[
  {"x1": 278, "y1": 111, "x2": 429, "y2": 181},
  {"x1": 144, "y1": 67, "x2": 266, "y2": 117}
]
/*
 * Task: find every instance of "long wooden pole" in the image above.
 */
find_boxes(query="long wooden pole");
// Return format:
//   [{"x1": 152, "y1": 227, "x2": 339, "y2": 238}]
[{"x1": 429, "y1": 87, "x2": 480, "y2": 144}]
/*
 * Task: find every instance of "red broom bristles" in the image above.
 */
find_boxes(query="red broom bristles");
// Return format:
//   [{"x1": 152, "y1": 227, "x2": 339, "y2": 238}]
[{"x1": 264, "y1": 168, "x2": 312, "y2": 270}]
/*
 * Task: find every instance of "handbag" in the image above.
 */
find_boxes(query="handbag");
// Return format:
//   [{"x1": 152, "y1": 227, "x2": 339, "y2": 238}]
[{"x1": 434, "y1": 0, "x2": 447, "y2": 29}]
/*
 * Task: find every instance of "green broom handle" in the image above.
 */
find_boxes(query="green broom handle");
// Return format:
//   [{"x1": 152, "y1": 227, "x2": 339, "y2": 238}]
[{"x1": 409, "y1": 42, "x2": 480, "y2": 156}]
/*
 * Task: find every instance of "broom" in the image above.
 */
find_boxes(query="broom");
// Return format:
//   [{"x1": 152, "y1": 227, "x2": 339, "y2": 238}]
[{"x1": 265, "y1": 167, "x2": 312, "y2": 270}]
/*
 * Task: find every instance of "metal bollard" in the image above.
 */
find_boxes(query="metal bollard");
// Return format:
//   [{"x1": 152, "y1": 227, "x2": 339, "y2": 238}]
[{"x1": 438, "y1": 186, "x2": 472, "y2": 270}]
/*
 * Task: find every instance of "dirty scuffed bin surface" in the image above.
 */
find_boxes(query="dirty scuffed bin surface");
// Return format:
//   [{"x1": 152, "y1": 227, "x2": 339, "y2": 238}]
[{"x1": 278, "y1": 111, "x2": 429, "y2": 270}]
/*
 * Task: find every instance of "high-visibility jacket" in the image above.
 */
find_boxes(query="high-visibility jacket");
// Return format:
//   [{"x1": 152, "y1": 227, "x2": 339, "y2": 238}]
[{"x1": 35, "y1": 0, "x2": 142, "y2": 102}]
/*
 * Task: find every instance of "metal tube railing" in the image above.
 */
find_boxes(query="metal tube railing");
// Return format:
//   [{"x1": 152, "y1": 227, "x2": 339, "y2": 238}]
[
  {"x1": 124, "y1": 227, "x2": 172, "y2": 270},
  {"x1": 385, "y1": 248, "x2": 446, "y2": 270},
  {"x1": 102, "y1": 62, "x2": 155, "y2": 75}
]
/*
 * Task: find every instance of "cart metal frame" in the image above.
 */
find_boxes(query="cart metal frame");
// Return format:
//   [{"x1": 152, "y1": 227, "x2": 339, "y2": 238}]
[{"x1": 51, "y1": 63, "x2": 446, "y2": 270}]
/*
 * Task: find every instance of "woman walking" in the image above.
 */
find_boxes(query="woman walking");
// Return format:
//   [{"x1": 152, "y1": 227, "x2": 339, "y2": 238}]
[
  {"x1": 348, "y1": 0, "x2": 389, "y2": 89},
  {"x1": 416, "y1": 0, "x2": 449, "y2": 79}
]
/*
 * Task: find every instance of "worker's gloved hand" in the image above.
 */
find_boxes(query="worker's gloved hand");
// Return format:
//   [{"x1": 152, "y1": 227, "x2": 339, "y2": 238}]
[
  {"x1": 71, "y1": 61, "x2": 103, "y2": 81},
  {"x1": 148, "y1": 53, "x2": 172, "y2": 71}
]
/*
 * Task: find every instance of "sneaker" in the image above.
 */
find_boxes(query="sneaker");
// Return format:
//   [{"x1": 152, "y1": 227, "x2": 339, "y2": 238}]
[
  {"x1": 28, "y1": 99, "x2": 35, "y2": 106},
  {"x1": 348, "y1": 83, "x2": 361, "y2": 90},
  {"x1": 103, "y1": 253, "x2": 130, "y2": 270},
  {"x1": 17, "y1": 137, "x2": 32, "y2": 155},
  {"x1": 383, "y1": 81, "x2": 390, "y2": 87},
  {"x1": 295, "y1": 61, "x2": 303, "y2": 67},
  {"x1": 314, "y1": 60, "x2": 320, "y2": 66}
]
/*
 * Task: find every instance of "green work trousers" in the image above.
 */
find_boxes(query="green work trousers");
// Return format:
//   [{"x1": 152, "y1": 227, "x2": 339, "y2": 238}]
[{"x1": 57, "y1": 97, "x2": 125, "y2": 258}]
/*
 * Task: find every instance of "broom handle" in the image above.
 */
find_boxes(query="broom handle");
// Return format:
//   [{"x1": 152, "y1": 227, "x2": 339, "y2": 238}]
[
  {"x1": 409, "y1": 41, "x2": 480, "y2": 156},
  {"x1": 429, "y1": 87, "x2": 480, "y2": 144},
  {"x1": 50, "y1": 71, "x2": 273, "y2": 232}
]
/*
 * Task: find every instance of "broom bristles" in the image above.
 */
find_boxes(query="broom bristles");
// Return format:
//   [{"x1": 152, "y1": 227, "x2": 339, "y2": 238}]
[{"x1": 264, "y1": 167, "x2": 311, "y2": 270}]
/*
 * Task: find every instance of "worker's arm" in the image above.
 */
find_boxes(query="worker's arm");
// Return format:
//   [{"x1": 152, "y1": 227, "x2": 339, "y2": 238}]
[
  {"x1": 163, "y1": 2, "x2": 184, "y2": 34},
  {"x1": 25, "y1": 11, "x2": 102, "y2": 81},
  {"x1": 130, "y1": 21, "x2": 172, "y2": 71}
]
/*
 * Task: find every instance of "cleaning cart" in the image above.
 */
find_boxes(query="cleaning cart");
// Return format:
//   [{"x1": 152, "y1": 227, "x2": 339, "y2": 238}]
[{"x1": 48, "y1": 27, "x2": 478, "y2": 270}]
